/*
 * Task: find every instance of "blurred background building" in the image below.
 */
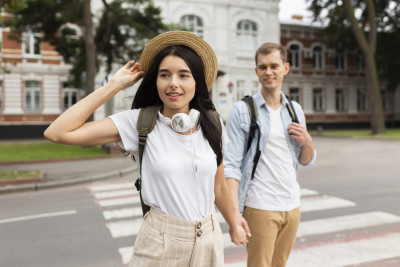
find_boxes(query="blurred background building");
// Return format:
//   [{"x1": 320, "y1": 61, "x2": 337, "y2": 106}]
[{"x1": 0, "y1": 0, "x2": 399, "y2": 138}]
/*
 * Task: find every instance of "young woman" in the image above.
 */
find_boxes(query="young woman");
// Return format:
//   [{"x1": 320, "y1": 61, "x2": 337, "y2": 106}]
[{"x1": 44, "y1": 31, "x2": 246, "y2": 266}]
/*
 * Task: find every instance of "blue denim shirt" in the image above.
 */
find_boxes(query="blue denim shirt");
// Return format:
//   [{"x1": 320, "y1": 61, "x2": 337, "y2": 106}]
[{"x1": 224, "y1": 90, "x2": 317, "y2": 213}]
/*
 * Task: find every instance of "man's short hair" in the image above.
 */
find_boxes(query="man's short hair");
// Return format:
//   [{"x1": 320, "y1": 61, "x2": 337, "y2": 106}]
[{"x1": 255, "y1": 43, "x2": 288, "y2": 64}]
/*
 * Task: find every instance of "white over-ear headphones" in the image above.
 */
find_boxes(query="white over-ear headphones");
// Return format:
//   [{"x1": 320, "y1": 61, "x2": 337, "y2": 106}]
[{"x1": 158, "y1": 109, "x2": 200, "y2": 133}]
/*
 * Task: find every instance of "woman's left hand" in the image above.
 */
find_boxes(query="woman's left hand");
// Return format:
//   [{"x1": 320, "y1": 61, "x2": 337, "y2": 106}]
[
  {"x1": 109, "y1": 60, "x2": 145, "y2": 91},
  {"x1": 229, "y1": 225, "x2": 248, "y2": 246}
]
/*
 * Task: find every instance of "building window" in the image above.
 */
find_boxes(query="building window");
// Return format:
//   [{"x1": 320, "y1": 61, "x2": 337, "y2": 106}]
[
  {"x1": 23, "y1": 32, "x2": 41, "y2": 56},
  {"x1": 289, "y1": 88, "x2": 300, "y2": 103},
  {"x1": 237, "y1": 20, "x2": 257, "y2": 51},
  {"x1": 357, "y1": 51, "x2": 365, "y2": 72},
  {"x1": 63, "y1": 83, "x2": 78, "y2": 110},
  {"x1": 336, "y1": 51, "x2": 346, "y2": 71},
  {"x1": 24, "y1": 81, "x2": 41, "y2": 111},
  {"x1": 335, "y1": 88, "x2": 347, "y2": 112},
  {"x1": 313, "y1": 88, "x2": 324, "y2": 112},
  {"x1": 180, "y1": 15, "x2": 204, "y2": 38},
  {"x1": 313, "y1": 46, "x2": 324, "y2": 70},
  {"x1": 357, "y1": 88, "x2": 368, "y2": 111},
  {"x1": 289, "y1": 44, "x2": 300, "y2": 68}
]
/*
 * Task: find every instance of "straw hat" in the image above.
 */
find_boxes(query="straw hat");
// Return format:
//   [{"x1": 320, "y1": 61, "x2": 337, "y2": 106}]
[{"x1": 139, "y1": 31, "x2": 218, "y2": 91}]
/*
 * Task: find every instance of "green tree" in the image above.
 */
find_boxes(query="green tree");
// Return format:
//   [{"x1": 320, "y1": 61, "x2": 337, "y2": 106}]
[
  {"x1": 308, "y1": 0, "x2": 398, "y2": 134},
  {"x1": 2, "y1": 0, "x2": 165, "y2": 98}
]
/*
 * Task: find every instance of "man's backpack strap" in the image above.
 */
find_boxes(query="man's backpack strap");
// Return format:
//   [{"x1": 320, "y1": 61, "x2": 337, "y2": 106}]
[
  {"x1": 135, "y1": 105, "x2": 161, "y2": 217},
  {"x1": 241, "y1": 95, "x2": 261, "y2": 180},
  {"x1": 285, "y1": 95, "x2": 299, "y2": 123}
]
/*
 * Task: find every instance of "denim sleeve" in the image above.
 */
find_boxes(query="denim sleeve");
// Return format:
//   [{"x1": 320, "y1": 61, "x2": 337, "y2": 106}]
[{"x1": 224, "y1": 103, "x2": 246, "y2": 181}]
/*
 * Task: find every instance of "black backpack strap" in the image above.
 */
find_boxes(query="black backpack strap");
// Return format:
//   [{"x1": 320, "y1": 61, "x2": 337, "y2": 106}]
[
  {"x1": 135, "y1": 105, "x2": 161, "y2": 217},
  {"x1": 241, "y1": 95, "x2": 261, "y2": 180},
  {"x1": 285, "y1": 95, "x2": 299, "y2": 123}
]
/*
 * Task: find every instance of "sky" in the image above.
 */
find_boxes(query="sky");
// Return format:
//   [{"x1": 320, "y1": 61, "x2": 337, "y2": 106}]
[{"x1": 279, "y1": 0, "x2": 313, "y2": 21}]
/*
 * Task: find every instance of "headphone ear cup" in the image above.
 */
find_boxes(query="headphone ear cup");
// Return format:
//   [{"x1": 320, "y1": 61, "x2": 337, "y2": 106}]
[
  {"x1": 189, "y1": 109, "x2": 200, "y2": 125},
  {"x1": 171, "y1": 113, "x2": 192, "y2": 132}
]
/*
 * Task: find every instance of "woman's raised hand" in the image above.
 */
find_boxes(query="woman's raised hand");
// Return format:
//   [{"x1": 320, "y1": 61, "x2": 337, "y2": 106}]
[{"x1": 109, "y1": 60, "x2": 145, "y2": 91}]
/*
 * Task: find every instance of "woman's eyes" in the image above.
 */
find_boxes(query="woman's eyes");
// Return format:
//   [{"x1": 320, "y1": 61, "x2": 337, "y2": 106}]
[{"x1": 158, "y1": 73, "x2": 190, "y2": 78}]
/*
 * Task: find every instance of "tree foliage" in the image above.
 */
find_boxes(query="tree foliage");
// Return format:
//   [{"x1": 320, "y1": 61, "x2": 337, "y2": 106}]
[
  {"x1": 307, "y1": 0, "x2": 399, "y2": 134},
  {"x1": 2, "y1": 0, "x2": 166, "y2": 88}
]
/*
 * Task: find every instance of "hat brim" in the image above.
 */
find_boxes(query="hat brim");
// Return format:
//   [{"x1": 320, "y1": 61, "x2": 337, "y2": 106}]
[{"x1": 139, "y1": 31, "x2": 218, "y2": 91}]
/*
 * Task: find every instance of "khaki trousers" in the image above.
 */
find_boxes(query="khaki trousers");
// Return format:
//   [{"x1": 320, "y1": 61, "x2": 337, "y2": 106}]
[
  {"x1": 243, "y1": 206, "x2": 300, "y2": 267},
  {"x1": 129, "y1": 207, "x2": 223, "y2": 267}
]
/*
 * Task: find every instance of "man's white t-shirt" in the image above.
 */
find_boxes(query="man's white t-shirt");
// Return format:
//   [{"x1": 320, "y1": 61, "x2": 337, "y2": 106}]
[
  {"x1": 110, "y1": 109, "x2": 227, "y2": 221},
  {"x1": 245, "y1": 105, "x2": 300, "y2": 211}
]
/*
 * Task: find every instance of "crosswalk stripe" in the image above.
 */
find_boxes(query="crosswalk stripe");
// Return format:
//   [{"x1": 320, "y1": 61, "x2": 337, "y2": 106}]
[
  {"x1": 103, "y1": 207, "x2": 143, "y2": 220},
  {"x1": 94, "y1": 189, "x2": 138, "y2": 200},
  {"x1": 301, "y1": 195, "x2": 356, "y2": 212},
  {"x1": 107, "y1": 219, "x2": 142, "y2": 238},
  {"x1": 118, "y1": 246, "x2": 133, "y2": 265},
  {"x1": 286, "y1": 231, "x2": 400, "y2": 267},
  {"x1": 297, "y1": 211, "x2": 400, "y2": 238},
  {"x1": 89, "y1": 182, "x2": 400, "y2": 267},
  {"x1": 97, "y1": 196, "x2": 140, "y2": 207},
  {"x1": 88, "y1": 182, "x2": 135, "y2": 193},
  {"x1": 300, "y1": 188, "x2": 319, "y2": 197}
]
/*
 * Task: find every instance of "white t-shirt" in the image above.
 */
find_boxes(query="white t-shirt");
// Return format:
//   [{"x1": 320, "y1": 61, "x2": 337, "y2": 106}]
[
  {"x1": 110, "y1": 108, "x2": 227, "y2": 220},
  {"x1": 245, "y1": 105, "x2": 300, "y2": 211}
]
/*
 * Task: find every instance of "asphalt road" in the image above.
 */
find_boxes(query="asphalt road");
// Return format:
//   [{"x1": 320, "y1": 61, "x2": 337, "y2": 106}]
[{"x1": 0, "y1": 136, "x2": 399, "y2": 267}]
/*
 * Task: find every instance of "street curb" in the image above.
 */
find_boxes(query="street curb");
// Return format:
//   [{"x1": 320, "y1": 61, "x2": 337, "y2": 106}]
[{"x1": 0, "y1": 166, "x2": 137, "y2": 194}]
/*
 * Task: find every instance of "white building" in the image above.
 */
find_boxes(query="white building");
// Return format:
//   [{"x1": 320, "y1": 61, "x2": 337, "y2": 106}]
[{"x1": 100, "y1": 0, "x2": 280, "y2": 121}]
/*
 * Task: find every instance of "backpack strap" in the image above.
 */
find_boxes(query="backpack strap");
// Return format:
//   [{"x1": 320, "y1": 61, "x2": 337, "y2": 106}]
[
  {"x1": 285, "y1": 95, "x2": 299, "y2": 123},
  {"x1": 241, "y1": 95, "x2": 261, "y2": 180},
  {"x1": 135, "y1": 105, "x2": 161, "y2": 217}
]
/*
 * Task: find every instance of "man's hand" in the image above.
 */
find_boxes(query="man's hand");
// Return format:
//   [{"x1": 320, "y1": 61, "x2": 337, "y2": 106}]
[
  {"x1": 288, "y1": 122, "x2": 312, "y2": 147},
  {"x1": 234, "y1": 213, "x2": 251, "y2": 245}
]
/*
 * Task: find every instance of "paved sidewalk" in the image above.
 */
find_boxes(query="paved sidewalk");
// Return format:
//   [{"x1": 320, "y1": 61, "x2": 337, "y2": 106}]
[{"x1": 0, "y1": 156, "x2": 137, "y2": 194}]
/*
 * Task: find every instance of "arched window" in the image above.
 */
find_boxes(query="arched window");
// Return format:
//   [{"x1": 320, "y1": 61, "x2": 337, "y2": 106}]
[
  {"x1": 236, "y1": 20, "x2": 257, "y2": 51},
  {"x1": 180, "y1": 15, "x2": 204, "y2": 38},
  {"x1": 289, "y1": 44, "x2": 300, "y2": 68}
]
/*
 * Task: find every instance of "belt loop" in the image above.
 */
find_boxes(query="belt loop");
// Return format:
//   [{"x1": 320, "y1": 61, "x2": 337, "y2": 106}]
[{"x1": 211, "y1": 213, "x2": 215, "y2": 231}]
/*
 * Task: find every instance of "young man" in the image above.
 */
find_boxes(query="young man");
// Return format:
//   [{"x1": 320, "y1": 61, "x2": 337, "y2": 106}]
[{"x1": 224, "y1": 43, "x2": 317, "y2": 267}]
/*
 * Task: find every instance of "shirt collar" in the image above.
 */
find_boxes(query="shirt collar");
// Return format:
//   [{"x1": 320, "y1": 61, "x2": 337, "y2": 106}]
[{"x1": 254, "y1": 90, "x2": 289, "y2": 109}]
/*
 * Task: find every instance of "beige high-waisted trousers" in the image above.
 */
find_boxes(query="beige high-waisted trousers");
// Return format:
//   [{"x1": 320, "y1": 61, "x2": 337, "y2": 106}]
[{"x1": 129, "y1": 207, "x2": 223, "y2": 267}]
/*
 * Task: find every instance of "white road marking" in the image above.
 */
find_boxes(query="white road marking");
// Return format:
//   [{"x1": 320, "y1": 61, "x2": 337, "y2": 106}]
[
  {"x1": 297, "y1": 211, "x2": 400, "y2": 237},
  {"x1": 301, "y1": 195, "x2": 356, "y2": 213},
  {"x1": 286, "y1": 232, "x2": 400, "y2": 267},
  {"x1": 97, "y1": 196, "x2": 140, "y2": 207},
  {"x1": 0, "y1": 210, "x2": 77, "y2": 224},
  {"x1": 107, "y1": 219, "x2": 143, "y2": 238},
  {"x1": 119, "y1": 246, "x2": 133, "y2": 264},
  {"x1": 103, "y1": 207, "x2": 143, "y2": 220},
  {"x1": 300, "y1": 188, "x2": 319, "y2": 197},
  {"x1": 94, "y1": 189, "x2": 138, "y2": 200},
  {"x1": 225, "y1": 232, "x2": 400, "y2": 267},
  {"x1": 88, "y1": 182, "x2": 135, "y2": 192}
]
